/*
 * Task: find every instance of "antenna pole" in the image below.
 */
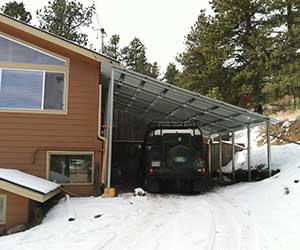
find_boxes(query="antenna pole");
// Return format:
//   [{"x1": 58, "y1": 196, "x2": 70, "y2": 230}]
[
  {"x1": 93, "y1": 0, "x2": 106, "y2": 53},
  {"x1": 100, "y1": 28, "x2": 106, "y2": 53}
]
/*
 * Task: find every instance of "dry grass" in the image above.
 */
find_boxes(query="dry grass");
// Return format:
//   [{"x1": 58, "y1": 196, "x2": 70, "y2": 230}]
[
  {"x1": 269, "y1": 110, "x2": 300, "y2": 120},
  {"x1": 258, "y1": 110, "x2": 300, "y2": 145}
]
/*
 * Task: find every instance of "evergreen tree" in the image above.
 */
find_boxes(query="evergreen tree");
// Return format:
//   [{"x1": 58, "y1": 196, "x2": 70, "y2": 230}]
[
  {"x1": 121, "y1": 37, "x2": 160, "y2": 78},
  {"x1": 264, "y1": 0, "x2": 300, "y2": 106},
  {"x1": 147, "y1": 62, "x2": 160, "y2": 79},
  {"x1": 163, "y1": 63, "x2": 180, "y2": 85},
  {"x1": 179, "y1": 1, "x2": 273, "y2": 109},
  {"x1": 178, "y1": 10, "x2": 235, "y2": 103},
  {"x1": 1, "y1": 1, "x2": 32, "y2": 23},
  {"x1": 103, "y1": 34, "x2": 121, "y2": 60},
  {"x1": 212, "y1": 0, "x2": 272, "y2": 109},
  {"x1": 37, "y1": 0, "x2": 95, "y2": 46}
]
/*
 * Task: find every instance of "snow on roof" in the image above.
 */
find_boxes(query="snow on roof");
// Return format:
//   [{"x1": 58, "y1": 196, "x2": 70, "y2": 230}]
[{"x1": 0, "y1": 168, "x2": 60, "y2": 194}]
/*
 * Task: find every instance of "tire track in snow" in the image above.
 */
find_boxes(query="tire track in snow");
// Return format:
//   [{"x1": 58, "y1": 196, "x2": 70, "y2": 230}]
[
  {"x1": 91, "y1": 193, "x2": 262, "y2": 250},
  {"x1": 205, "y1": 192, "x2": 262, "y2": 250},
  {"x1": 204, "y1": 205, "x2": 217, "y2": 250},
  {"x1": 100, "y1": 194, "x2": 215, "y2": 250}
]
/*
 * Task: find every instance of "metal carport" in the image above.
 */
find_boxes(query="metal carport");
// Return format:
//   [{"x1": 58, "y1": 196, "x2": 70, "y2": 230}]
[{"x1": 101, "y1": 63, "x2": 273, "y2": 188}]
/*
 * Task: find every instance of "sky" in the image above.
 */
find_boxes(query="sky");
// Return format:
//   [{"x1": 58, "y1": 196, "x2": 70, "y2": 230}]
[{"x1": 0, "y1": 0, "x2": 212, "y2": 73}]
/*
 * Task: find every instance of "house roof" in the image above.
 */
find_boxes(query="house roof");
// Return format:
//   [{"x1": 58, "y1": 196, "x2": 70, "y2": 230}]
[
  {"x1": 0, "y1": 168, "x2": 60, "y2": 203},
  {"x1": 0, "y1": 13, "x2": 120, "y2": 65}
]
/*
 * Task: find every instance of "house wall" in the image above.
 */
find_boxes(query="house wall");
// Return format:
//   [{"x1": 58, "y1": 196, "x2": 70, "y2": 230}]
[
  {"x1": 0, "y1": 188, "x2": 29, "y2": 232},
  {"x1": 0, "y1": 22, "x2": 102, "y2": 196}
]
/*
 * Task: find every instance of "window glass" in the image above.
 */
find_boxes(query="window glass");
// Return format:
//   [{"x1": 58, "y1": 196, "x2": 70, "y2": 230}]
[
  {"x1": 44, "y1": 72, "x2": 64, "y2": 110},
  {"x1": 0, "y1": 69, "x2": 43, "y2": 109},
  {"x1": 49, "y1": 154, "x2": 93, "y2": 184},
  {"x1": 0, "y1": 35, "x2": 65, "y2": 66},
  {"x1": 0, "y1": 197, "x2": 4, "y2": 224}
]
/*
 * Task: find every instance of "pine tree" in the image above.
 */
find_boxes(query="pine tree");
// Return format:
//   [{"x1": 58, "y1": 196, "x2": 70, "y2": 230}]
[
  {"x1": 264, "y1": 0, "x2": 300, "y2": 106},
  {"x1": 179, "y1": 1, "x2": 273, "y2": 109},
  {"x1": 211, "y1": 0, "x2": 272, "y2": 109},
  {"x1": 121, "y1": 37, "x2": 160, "y2": 78},
  {"x1": 1, "y1": 1, "x2": 32, "y2": 23},
  {"x1": 147, "y1": 62, "x2": 160, "y2": 79},
  {"x1": 178, "y1": 10, "x2": 235, "y2": 103},
  {"x1": 37, "y1": 0, "x2": 95, "y2": 46},
  {"x1": 103, "y1": 34, "x2": 122, "y2": 61},
  {"x1": 163, "y1": 63, "x2": 180, "y2": 85}
]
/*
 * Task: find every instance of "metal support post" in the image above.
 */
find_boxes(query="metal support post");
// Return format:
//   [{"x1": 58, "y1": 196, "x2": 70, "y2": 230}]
[
  {"x1": 103, "y1": 92, "x2": 109, "y2": 187},
  {"x1": 266, "y1": 120, "x2": 272, "y2": 177},
  {"x1": 231, "y1": 131, "x2": 235, "y2": 183},
  {"x1": 208, "y1": 136, "x2": 212, "y2": 178},
  {"x1": 219, "y1": 135, "x2": 223, "y2": 180},
  {"x1": 106, "y1": 69, "x2": 115, "y2": 188},
  {"x1": 247, "y1": 125, "x2": 251, "y2": 182}
]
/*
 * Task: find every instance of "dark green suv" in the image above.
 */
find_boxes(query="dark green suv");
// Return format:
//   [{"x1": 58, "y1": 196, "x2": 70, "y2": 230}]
[{"x1": 141, "y1": 120, "x2": 209, "y2": 193}]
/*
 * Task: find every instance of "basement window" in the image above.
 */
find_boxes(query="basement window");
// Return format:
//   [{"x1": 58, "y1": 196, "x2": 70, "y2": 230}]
[
  {"x1": 0, "y1": 33, "x2": 68, "y2": 113},
  {"x1": 0, "y1": 195, "x2": 6, "y2": 224},
  {"x1": 48, "y1": 152, "x2": 93, "y2": 184}
]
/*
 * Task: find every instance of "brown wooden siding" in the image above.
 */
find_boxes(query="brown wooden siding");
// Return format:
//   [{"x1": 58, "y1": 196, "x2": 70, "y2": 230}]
[
  {"x1": 0, "y1": 22, "x2": 102, "y2": 196},
  {"x1": 0, "y1": 188, "x2": 29, "y2": 230}
]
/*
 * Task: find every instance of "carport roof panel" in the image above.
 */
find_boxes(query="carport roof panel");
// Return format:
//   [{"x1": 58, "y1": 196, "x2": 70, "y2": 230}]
[{"x1": 105, "y1": 65, "x2": 271, "y2": 135}]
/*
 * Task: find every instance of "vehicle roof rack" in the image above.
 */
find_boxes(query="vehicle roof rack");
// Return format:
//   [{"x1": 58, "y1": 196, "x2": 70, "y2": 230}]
[{"x1": 145, "y1": 120, "x2": 202, "y2": 135}]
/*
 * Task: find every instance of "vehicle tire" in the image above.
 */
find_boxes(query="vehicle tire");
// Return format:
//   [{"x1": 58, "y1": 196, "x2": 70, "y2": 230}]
[{"x1": 167, "y1": 145, "x2": 194, "y2": 169}]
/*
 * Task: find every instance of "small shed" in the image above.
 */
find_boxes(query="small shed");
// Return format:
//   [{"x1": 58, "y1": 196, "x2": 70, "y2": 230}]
[{"x1": 0, "y1": 169, "x2": 60, "y2": 233}]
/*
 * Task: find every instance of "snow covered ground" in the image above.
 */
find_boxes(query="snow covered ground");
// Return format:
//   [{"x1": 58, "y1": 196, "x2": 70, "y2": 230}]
[
  {"x1": 222, "y1": 143, "x2": 300, "y2": 173},
  {"x1": 1, "y1": 129, "x2": 300, "y2": 249},
  {"x1": 1, "y1": 171, "x2": 300, "y2": 250},
  {"x1": 0, "y1": 192, "x2": 266, "y2": 250}
]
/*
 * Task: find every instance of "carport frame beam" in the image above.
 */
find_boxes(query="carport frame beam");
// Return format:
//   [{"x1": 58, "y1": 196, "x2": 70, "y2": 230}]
[
  {"x1": 219, "y1": 135, "x2": 223, "y2": 180},
  {"x1": 247, "y1": 125, "x2": 251, "y2": 182},
  {"x1": 231, "y1": 131, "x2": 235, "y2": 183},
  {"x1": 267, "y1": 120, "x2": 272, "y2": 177},
  {"x1": 106, "y1": 69, "x2": 115, "y2": 188},
  {"x1": 208, "y1": 136, "x2": 212, "y2": 178}
]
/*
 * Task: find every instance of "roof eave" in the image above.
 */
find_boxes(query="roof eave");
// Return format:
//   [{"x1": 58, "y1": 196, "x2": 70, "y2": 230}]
[
  {"x1": 0, "y1": 180, "x2": 60, "y2": 203},
  {"x1": 0, "y1": 13, "x2": 120, "y2": 66}
]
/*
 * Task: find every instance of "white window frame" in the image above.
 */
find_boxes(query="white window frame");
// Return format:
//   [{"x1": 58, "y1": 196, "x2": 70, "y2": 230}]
[
  {"x1": 47, "y1": 151, "x2": 94, "y2": 185},
  {"x1": 0, "y1": 68, "x2": 2, "y2": 92},
  {"x1": 0, "y1": 67, "x2": 66, "y2": 111},
  {"x1": 0, "y1": 194, "x2": 7, "y2": 225},
  {"x1": 0, "y1": 32, "x2": 69, "y2": 115}
]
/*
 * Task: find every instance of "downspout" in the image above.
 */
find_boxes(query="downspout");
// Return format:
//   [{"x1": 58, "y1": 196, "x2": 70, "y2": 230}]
[{"x1": 97, "y1": 82, "x2": 107, "y2": 189}]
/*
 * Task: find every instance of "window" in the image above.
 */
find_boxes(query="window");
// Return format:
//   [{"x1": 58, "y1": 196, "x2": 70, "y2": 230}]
[
  {"x1": 48, "y1": 152, "x2": 93, "y2": 184},
  {"x1": 0, "y1": 69, "x2": 64, "y2": 110},
  {"x1": 0, "y1": 33, "x2": 68, "y2": 112},
  {"x1": 0, "y1": 195, "x2": 6, "y2": 224}
]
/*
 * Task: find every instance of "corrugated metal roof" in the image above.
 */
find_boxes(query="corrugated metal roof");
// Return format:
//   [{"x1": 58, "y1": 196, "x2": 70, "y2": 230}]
[{"x1": 101, "y1": 63, "x2": 272, "y2": 136}]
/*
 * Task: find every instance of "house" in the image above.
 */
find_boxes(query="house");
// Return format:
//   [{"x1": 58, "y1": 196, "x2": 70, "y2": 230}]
[
  {"x1": 0, "y1": 13, "x2": 118, "y2": 232},
  {"x1": 0, "y1": 12, "x2": 273, "y2": 233}
]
